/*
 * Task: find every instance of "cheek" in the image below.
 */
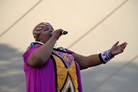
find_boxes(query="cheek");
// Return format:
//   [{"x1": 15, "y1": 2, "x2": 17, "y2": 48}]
[{"x1": 40, "y1": 32, "x2": 49, "y2": 39}]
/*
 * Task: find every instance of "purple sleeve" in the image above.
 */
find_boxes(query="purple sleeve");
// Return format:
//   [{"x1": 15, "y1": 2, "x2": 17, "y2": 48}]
[{"x1": 23, "y1": 46, "x2": 40, "y2": 63}]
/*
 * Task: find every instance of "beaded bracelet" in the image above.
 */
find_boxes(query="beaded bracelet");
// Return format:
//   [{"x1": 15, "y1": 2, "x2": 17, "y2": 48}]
[{"x1": 99, "y1": 50, "x2": 114, "y2": 64}]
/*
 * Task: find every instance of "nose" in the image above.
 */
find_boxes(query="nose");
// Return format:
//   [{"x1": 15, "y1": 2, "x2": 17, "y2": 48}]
[{"x1": 49, "y1": 31, "x2": 53, "y2": 36}]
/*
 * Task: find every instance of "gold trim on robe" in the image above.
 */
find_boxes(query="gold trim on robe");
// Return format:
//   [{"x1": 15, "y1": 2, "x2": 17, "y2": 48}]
[{"x1": 52, "y1": 52, "x2": 79, "y2": 92}]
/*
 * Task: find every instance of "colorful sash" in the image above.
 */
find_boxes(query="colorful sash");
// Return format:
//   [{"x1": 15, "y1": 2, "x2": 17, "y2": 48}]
[{"x1": 52, "y1": 48, "x2": 79, "y2": 92}]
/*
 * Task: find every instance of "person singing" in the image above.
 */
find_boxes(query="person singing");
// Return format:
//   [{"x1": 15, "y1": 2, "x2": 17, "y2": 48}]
[{"x1": 23, "y1": 22, "x2": 127, "y2": 92}]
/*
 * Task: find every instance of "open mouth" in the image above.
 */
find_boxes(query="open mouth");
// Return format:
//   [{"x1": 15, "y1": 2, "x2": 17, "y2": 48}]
[{"x1": 49, "y1": 32, "x2": 53, "y2": 37}]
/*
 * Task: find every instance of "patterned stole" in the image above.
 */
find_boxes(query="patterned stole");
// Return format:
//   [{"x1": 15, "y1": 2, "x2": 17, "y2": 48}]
[{"x1": 51, "y1": 48, "x2": 79, "y2": 92}]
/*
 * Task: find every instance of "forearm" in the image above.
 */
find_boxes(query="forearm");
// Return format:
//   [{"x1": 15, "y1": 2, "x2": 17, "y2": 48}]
[
  {"x1": 35, "y1": 37, "x2": 57, "y2": 61},
  {"x1": 87, "y1": 54, "x2": 103, "y2": 67},
  {"x1": 73, "y1": 53, "x2": 102, "y2": 70},
  {"x1": 28, "y1": 37, "x2": 57, "y2": 66},
  {"x1": 74, "y1": 41, "x2": 127, "y2": 70},
  {"x1": 74, "y1": 52, "x2": 113, "y2": 70}
]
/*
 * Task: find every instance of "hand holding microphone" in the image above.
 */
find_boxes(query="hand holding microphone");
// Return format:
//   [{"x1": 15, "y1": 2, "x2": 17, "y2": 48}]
[{"x1": 50, "y1": 29, "x2": 68, "y2": 40}]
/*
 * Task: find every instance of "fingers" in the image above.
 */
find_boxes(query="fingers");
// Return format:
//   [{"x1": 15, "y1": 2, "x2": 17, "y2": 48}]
[
  {"x1": 118, "y1": 42, "x2": 127, "y2": 53},
  {"x1": 52, "y1": 29, "x2": 64, "y2": 40},
  {"x1": 113, "y1": 41, "x2": 119, "y2": 46},
  {"x1": 114, "y1": 41, "x2": 127, "y2": 48},
  {"x1": 54, "y1": 29, "x2": 64, "y2": 35},
  {"x1": 120, "y1": 42, "x2": 127, "y2": 49},
  {"x1": 111, "y1": 41, "x2": 127, "y2": 53}
]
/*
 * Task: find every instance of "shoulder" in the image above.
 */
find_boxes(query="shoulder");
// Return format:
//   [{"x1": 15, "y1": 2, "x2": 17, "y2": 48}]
[
  {"x1": 23, "y1": 41, "x2": 43, "y2": 58},
  {"x1": 23, "y1": 42, "x2": 43, "y2": 65},
  {"x1": 26, "y1": 41, "x2": 44, "y2": 51}
]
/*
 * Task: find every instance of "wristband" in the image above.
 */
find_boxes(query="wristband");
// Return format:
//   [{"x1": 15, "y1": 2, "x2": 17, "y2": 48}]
[{"x1": 99, "y1": 50, "x2": 114, "y2": 64}]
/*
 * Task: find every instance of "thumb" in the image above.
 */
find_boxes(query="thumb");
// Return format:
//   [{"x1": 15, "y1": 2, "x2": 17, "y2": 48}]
[{"x1": 113, "y1": 41, "x2": 119, "y2": 47}]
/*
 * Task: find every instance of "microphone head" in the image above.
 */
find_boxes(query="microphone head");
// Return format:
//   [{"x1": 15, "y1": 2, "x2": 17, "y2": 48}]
[{"x1": 62, "y1": 31, "x2": 68, "y2": 35}]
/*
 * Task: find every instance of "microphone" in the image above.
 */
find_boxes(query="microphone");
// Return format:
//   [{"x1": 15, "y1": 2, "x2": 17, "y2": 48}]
[
  {"x1": 49, "y1": 30, "x2": 68, "y2": 36},
  {"x1": 61, "y1": 30, "x2": 68, "y2": 35}
]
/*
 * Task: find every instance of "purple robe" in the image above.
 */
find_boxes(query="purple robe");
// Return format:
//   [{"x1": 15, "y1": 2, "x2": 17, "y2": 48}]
[{"x1": 23, "y1": 46, "x2": 83, "y2": 92}]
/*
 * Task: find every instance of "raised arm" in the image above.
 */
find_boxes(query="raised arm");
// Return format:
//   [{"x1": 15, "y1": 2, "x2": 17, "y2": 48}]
[
  {"x1": 27, "y1": 29, "x2": 63, "y2": 67},
  {"x1": 72, "y1": 41, "x2": 127, "y2": 70}
]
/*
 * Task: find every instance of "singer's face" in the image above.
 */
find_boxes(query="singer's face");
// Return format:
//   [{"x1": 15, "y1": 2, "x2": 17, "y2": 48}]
[{"x1": 38, "y1": 23, "x2": 54, "y2": 43}]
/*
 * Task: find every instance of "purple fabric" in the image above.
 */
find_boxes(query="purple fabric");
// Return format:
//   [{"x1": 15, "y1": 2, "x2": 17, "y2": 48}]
[{"x1": 23, "y1": 46, "x2": 83, "y2": 92}]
